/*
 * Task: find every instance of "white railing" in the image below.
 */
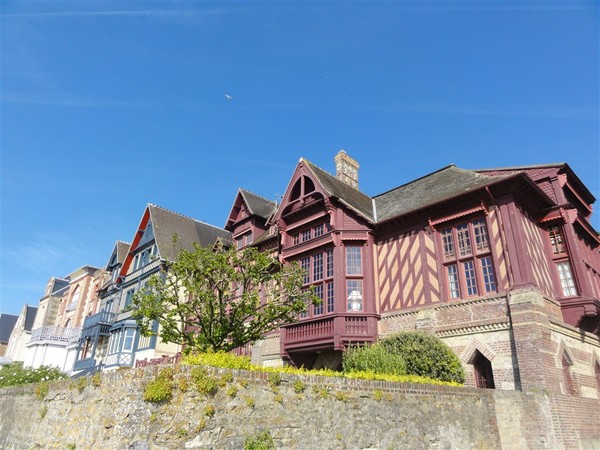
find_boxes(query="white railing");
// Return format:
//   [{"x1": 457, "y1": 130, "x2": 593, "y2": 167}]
[
  {"x1": 122, "y1": 259, "x2": 161, "y2": 284},
  {"x1": 29, "y1": 326, "x2": 81, "y2": 344}
]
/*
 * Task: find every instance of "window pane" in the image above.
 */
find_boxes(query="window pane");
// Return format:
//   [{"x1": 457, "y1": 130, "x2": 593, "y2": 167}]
[
  {"x1": 457, "y1": 224, "x2": 472, "y2": 257},
  {"x1": 346, "y1": 246, "x2": 362, "y2": 275},
  {"x1": 441, "y1": 229, "x2": 455, "y2": 259},
  {"x1": 301, "y1": 258, "x2": 310, "y2": 285},
  {"x1": 557, "y1": 261, "x2": 577, "y2": 296},
  {"x1": 246, "y1": 232, "x2": 253, "y2": 246},
  {"x1": 314, "y1": 223, "x2": 324, "y2": 237},
  {"x1": 463, "y1": 260, "x2": 478, "y2": 296},
  {"x1": 549, "y1": 226, "x2": 565, "y2": 255},
  {"x1": 326, "y1": 249, "x2": 334, "y2": 278},
  {"x1": 447, "y1": 265, "x2": 460, "y2": 299},
  {"x1": 313, "y1": 253, "x2": 323, "y2": 281},
  {"x1": 314, "y1": 285, "x2": 323, "y2": 315},
  {"x1": 327, "y1": 282, "x2": 335, "y2": 313},
  {"x1": 302, "y1": 229, "x2": 311, "y2": 242},
  {"x1": 480, "y1": 257, "x2": 496, "y2": 292},
  {"x1": 347, "y1": 280, "x2": 363, "y2": 311},
  {"x1": 293, "y1": 233, "x2": 300, "y2": 245},
  {"x1": 472, "y1": 218, "x2": 490, "y2": 252},
  {"x1": 123, "y1": 329, "x2": 135, "y2": 352}
]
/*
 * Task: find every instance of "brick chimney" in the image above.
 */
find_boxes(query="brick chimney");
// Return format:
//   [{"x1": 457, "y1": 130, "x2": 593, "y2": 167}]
[{"x1": 334, "y1": 150, "x2": 359, "y2": 190}]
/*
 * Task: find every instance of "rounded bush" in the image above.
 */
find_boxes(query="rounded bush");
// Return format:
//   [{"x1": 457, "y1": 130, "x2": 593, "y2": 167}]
[
  {"x1": 379, "y1": 332, "x2": 465, "y2": 383},
  {"x1": 342, "y1": 343, "x2": 406, "y2": 376}
]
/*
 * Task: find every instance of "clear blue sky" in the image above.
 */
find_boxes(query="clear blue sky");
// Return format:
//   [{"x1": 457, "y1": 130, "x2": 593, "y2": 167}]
[{"x1": 1, "y1": 1, "x2": 598, "y2": 316}]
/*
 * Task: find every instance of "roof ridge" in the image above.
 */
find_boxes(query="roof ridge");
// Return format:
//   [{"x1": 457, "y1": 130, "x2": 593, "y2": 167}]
[
  {"x1": 473, "y1": 163, "x2": 566, "y2": 172},
  {"x1": 148, "y1": 203, "x2": 226, "y2": 231},
  {"x1": 239, "y1": 188, "x2": 277, "y2": 205},
  {"x1": 373, "y1": 164, "x2": 459, "y2": 199}
]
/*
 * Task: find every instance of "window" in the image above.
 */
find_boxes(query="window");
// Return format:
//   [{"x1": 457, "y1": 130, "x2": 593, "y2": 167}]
[
  {"x1": 557, "y1": 261, "x2": 577, "y2": 296},
  {"x1": 347, "y1": 280, "x2": 363, "y2": 311},
  {"x1": 473, "y1": 351, "x2": 495, "y2": 389},
  {"x1": 547, "y1": 224, "x2": 578, "y2": 297},
  {"x1": 440, "y1": 217, "x2": 496, "y2": 299},
  {"x1": 122, "y1": 328, "x2": 136, "y2": 352},
  {"x1": 290, "y1": 221, "x2": 331, "y2": 246},
  {"x1": 124, "y1": 289, "x2": 135, "y2": 309},
  {"x1": 346, "y1": 246, "x2": 362, "y2": 275},
  {"x1": 297, "y1": 248, "x2": 334, "y2": 318},
  {"x1": 236, "y1": 231, "x2": 253, "y2": 249}
]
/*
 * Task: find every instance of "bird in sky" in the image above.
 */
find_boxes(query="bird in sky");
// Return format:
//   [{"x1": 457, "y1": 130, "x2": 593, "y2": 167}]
[{"x1": 225, "y1": 94, "x2": 233, "y2": 100}]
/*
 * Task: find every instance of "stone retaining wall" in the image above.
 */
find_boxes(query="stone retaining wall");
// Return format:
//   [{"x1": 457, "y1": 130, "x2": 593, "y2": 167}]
[{"x1": 0, "y1": 365, "x2": 598, "y2": 449}]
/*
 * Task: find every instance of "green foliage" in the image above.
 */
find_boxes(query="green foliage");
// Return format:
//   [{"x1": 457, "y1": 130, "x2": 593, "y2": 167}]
[
  {"x1": 39, "y1": 405, "x2": 48, "y2": 419},
  {"x1": 91, "y1": 373, "x2": 102, "y2": 388},
  {"x1": 35, "y1": 382, "x2": 49, "y2": 401},
  {"x1": 204, "y1": 404, "x2": 215, "y2": 417},
  {"x1": 132, "y1": 243, "x2": 319, "y2": 353},
  {"x1": 372, "y1": 389, "x2": 383, "y2": 401},
  {"x1": 312, "y1": 386, "x2": 329, "y2": 399},
  {"x1": 342, "y1": 344, "x2": 406, "y2": 376},
  {"x1": 191, "y1": 367, "x2": 218, "y2": 396},
  {"x1": 292, "y1": 379, "x2": 306, "y2": 393},
  {"x1": 226, "y1": 385, "x2": 238, "y2": 398},
  {"x1": 183, "y1": 351, "x2": 252, "y2": 370},
  {"x1": 0, "y1": 363, "x2": 67, "y2": 388},
  {"x1": 244, "y1": 430, "x2": 275, "y2": 450},
  {"x1": 243, "y1": 395, "x2": 255, "y2": 408},
  {"x1": 268, "y1": 372, "x2": 281, "y2": 388},
  {"x1": 143, "y1": 368, "x2": 175, "y2": 403},
  {"x1": 379, "y1": 332, "x2": 465, "y2": 383},
  {"x1": 76, "y1": 376, "x2": 87, "y2": 392},
  {"x1": 334, "y1": 391, "x2": 349, "y2": 402}
]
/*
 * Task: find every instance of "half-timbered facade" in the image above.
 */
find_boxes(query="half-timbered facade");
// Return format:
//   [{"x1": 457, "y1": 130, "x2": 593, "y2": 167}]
[{"x1": 230, "y1": 151, "x2": 599, "y2": 396}]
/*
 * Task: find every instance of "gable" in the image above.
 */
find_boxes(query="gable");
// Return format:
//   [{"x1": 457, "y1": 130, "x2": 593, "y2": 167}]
[
  {"x1": 273, "y1": 161, "x2": 328, "y2": 224},
  {"x1": 138, "y1": 220, "x2": 155, "y2": 248}
]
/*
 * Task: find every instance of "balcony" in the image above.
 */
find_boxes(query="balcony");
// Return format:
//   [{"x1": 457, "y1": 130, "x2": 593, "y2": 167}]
[
  {"x1": 281, "y1": 313, "x2": 378, "y2": 355},
  {"x1": 82, "y1": 310, "x2": 115, "y2": 330},
  {"x1": 121, "y1": 259, "x2": 161, "y2": 284},
  {"x1": 29, "y1": 326, "x2": 81, "y2": 345},
  {"x1": 103, "y1": 352, "x2": 133, "y2": 368},
  {"x1": 73, "y1": 357, "x2": 95, "y2": 371}
]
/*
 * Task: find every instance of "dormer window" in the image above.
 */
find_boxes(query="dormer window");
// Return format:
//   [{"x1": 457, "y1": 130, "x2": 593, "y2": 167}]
[{"x1": 236, "y1": 231, "x2": 253, "y2": 249}]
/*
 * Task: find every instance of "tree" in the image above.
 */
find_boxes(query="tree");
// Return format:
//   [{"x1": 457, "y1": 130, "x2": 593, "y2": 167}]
[{"x1": 132, "y1": 243, "x2": 319, "y2": 353}]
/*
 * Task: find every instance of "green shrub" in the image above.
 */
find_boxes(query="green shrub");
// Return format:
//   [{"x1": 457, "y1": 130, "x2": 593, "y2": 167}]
[
  {"x1": 0, "y1": 363, "x2": 67, "y2": 388},
  {"x1": 35, "y1": 382, "x2": 49, "y2": 401},
  {"x1": 244, "y1": 430, "x2": 275, "y2": 450},
  {"x1": 143, "y1": 377, "x2": 173, "y2": 403},
  {"x1": 292, "y1": 379, "x2": 305, "y2": 393},
  {"x1": 183, "y1": 352, "x2": 252, "y2": 370},
  {"x1": 191, "y1": 367, "x2": 218, "y2": 395},
  {"x1": 268, "y1": 372, "x2": 281, "y2": 388},
  {"x1": 342, "y1": 343, "x2": 406, "y2": 376},
  {"x1": 379, "y1": 332, "x2": 465, "y2": 383}
]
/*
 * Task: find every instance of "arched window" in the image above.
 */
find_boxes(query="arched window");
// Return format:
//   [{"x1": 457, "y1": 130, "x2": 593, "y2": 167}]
[{"x1": 473, "y1": 350, "x2": 495, "y2": 389}]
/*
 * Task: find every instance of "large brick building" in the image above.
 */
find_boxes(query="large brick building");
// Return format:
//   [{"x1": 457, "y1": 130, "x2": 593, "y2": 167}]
[{"x1": 226, "y1": 151, "x2": 600, "y2": 397}]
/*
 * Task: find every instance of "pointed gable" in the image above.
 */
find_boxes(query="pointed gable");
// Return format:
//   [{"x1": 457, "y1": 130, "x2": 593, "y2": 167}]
[
  {"x1": 273, "y1": 158, "x2": 374, "y2": 225},
  {"x1": 225, "y1": 189, "x2": 276, "y2": 231}
]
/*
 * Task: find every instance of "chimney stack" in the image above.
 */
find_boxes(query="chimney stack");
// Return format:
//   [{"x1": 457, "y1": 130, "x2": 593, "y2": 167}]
[{"x1": 334, "y1": 150, "x2": 359, "y2": 190}]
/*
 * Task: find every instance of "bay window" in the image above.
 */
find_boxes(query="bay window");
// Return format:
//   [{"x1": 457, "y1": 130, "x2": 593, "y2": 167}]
[
  {"x1": 440, "y1": 217, "x2": 496, "y2": 299},
  {"x1": 547, "y1": 224, "x2": 578, "y2": 297}
]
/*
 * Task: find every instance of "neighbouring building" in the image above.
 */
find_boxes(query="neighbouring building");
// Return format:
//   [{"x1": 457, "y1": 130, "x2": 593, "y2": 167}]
[
  {"x1": 73, "y1": 204, "x2": 231, "y2": 374},
  {"x1": 0, "y1": 314, "x2": 18, "y2": 359},
  {"x1": 226, "y1": 151, "x2": 600, "y2": 398},
  {"x1": 4, "y1": 305, "x2": 38, "y2": 364},
  {"x1": 22, "y1": 267, "x2": 106, "y2": 374}
]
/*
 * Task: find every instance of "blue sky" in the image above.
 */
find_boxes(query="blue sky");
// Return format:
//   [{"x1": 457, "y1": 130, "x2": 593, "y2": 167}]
[{"x1": 1, "y1": 1, "x2": 598, "y2": 316}]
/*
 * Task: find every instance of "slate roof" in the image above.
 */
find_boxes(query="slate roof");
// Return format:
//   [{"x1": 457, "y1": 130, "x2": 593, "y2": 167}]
[
  {"x1": 24, "y1": 306, "x2": 37, "y2": 332},
  {"x1": 148, "y1": 204, "x2": 232, "y2": 261},
  {"x1": 0, "y1": 314, "x2": 18, "y2": 343},
  {"x1": 239, "y1": 189, "x2": 277, "y2": 220},
  {"x1": 373, "y1": 165, "x2": 513, "y2": 223},
  {"x1": 303, "y1": 159, "x2": 375, "y2": 222},
  {"x1": 115, "y1": 241, "x2": 131, "y2": 264}
]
